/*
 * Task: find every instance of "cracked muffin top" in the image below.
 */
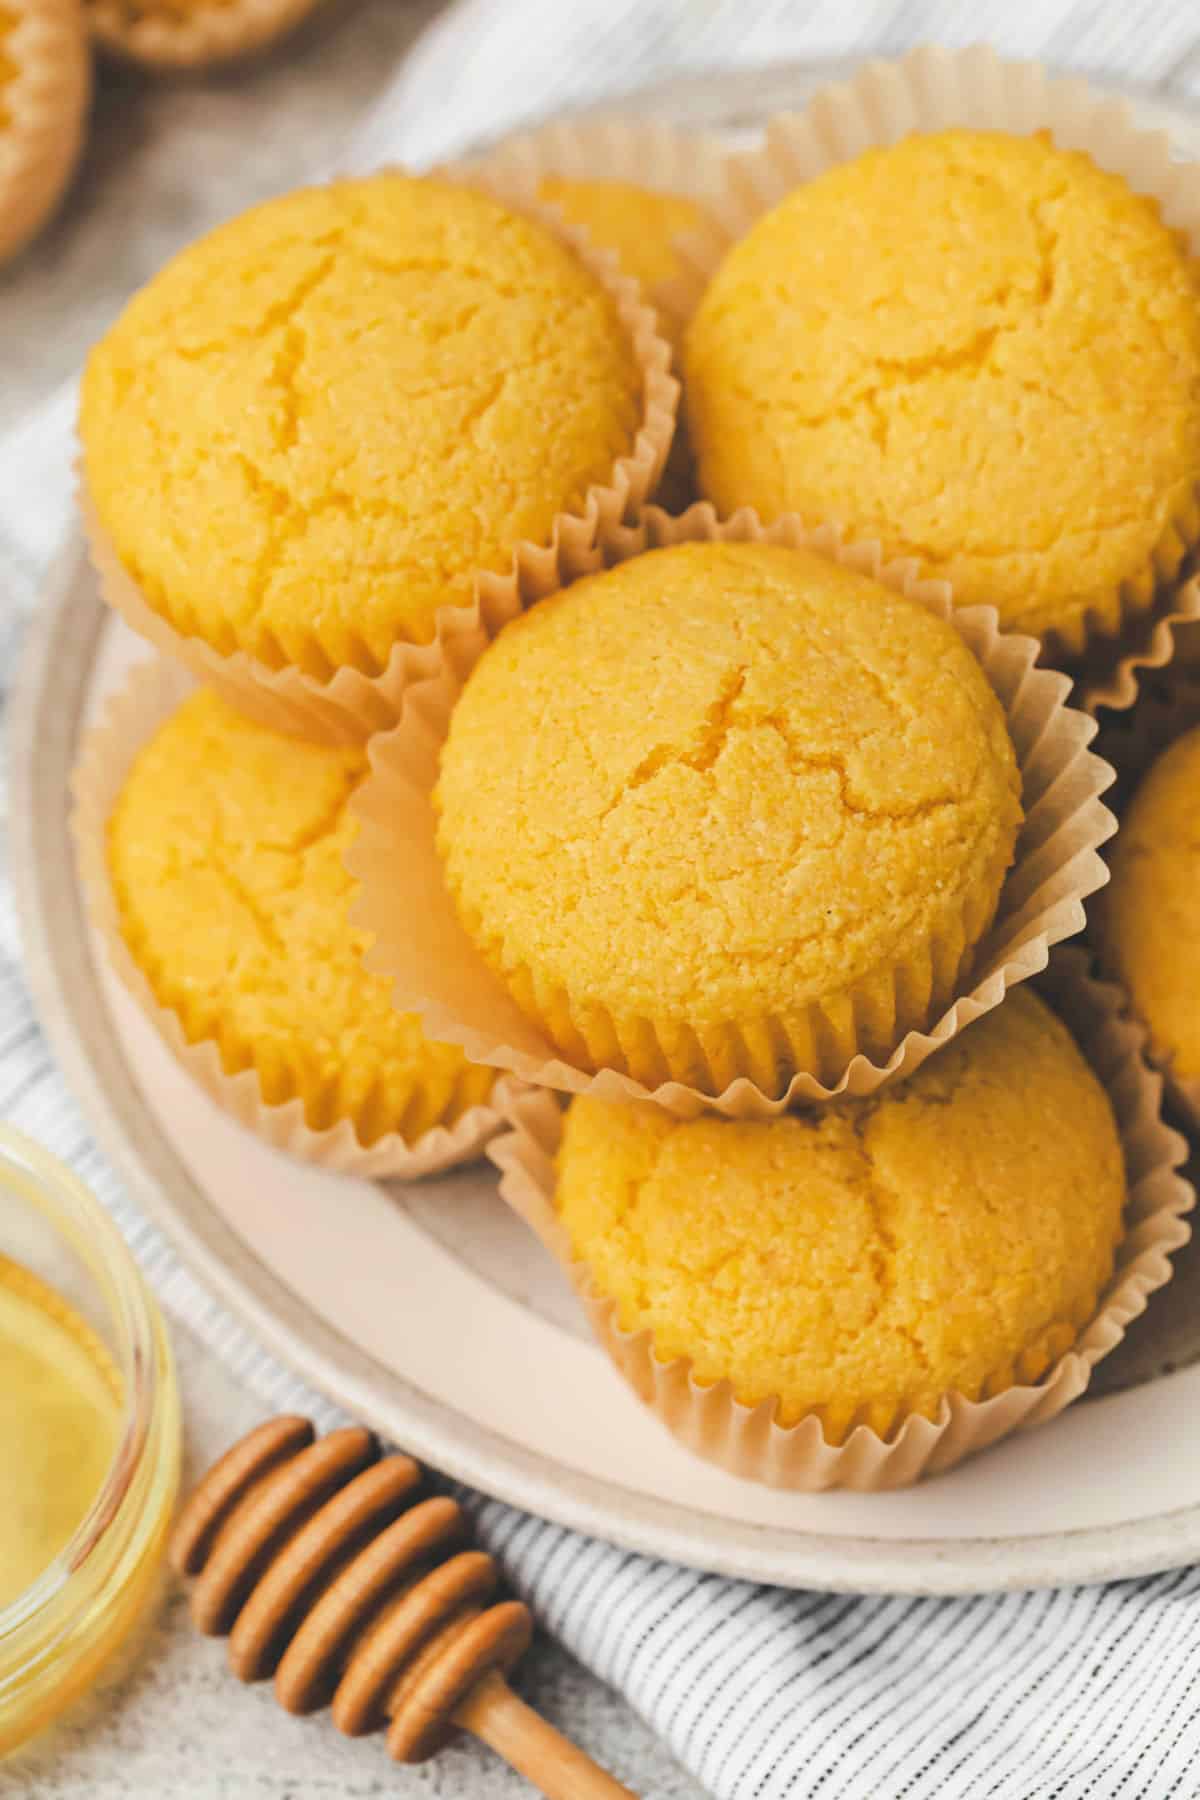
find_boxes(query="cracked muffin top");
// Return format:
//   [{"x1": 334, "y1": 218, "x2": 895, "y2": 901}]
[
  {"x1": 434, "y1": 541, "x2": 1022, "y2": 1060},
  {"x1": 554, "y1": 988, "x2": 1125, "y2": 1439},
  {"x1": 684, "y1": 130, "x2": 1200, "y2": 651},
  {"x1": 79, "y1": 173, "x2": 643, "y2": 675},
  {"x1": 107, "y1": 688, "x2": 494, "y2": 1145}
]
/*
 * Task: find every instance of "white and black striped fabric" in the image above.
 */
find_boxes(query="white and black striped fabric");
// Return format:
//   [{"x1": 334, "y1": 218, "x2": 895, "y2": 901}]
[{"x1": 6, "y1": 5, "x2": 1200, "y2": 1794}]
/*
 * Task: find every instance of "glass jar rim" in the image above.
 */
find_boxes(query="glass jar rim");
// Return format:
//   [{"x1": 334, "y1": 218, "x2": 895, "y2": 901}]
[{"x1": 0, "y1": 1122, "x2": 166, "y2": 1638}]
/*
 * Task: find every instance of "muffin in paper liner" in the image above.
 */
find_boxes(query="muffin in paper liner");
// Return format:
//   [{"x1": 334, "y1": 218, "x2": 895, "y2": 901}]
[
  {"x1": 0, "y1": 0, "x2": 90, "y2": 267},
  {"x1": 664, "y1": 44, "x2": 1200, "y2": 712},
  {"x1": 87, "y1": 0, "x2": 320, "y2": 70},
  {"x1": 348, "y1": 501, "x2": 1116, "y2": 1120},
  {"x1": 70, "y1": 654, "x2": 500, "y2": 1180},
  {"x1": 1093, "y1": 676, "x2": 1200, "y2": 1136},
  {"x1": 79, "y1": 164, "x2": 679, "y2": 747},
  {"x1": 487, "y1": 950, "x2": 1194, "y2": 1492}
]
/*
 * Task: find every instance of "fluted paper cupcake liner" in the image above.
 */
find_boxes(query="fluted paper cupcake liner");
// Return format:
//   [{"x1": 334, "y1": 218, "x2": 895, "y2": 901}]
[
  {"x1": 488, "y1": 950, "x2": 1193, "y2": 1492},
  {"x1": 349, "y1": 502, "x2": 1116, "y2": 1119},
  {"x1": 88, "y1": 0, "x2": 320, "y2": 70},
  {"x1": 1093, "y1": 674, "x2": 1200, "y2": 1134},
  {"x1": 664, "y1": 45, "x2": 1200, "y2": 712},
  {"x1": 0, "y1": 0, "x2": 90, "y2": 267},
  {"x1": 80, "y1": 162, "x2": 679, "y2": 746},
  {"x1": 71, "y1": 656, "x2": 499, "y2": 1179},
  {"x1": 1081, "y1": 572, "x2": 1200, "y2": 715}
]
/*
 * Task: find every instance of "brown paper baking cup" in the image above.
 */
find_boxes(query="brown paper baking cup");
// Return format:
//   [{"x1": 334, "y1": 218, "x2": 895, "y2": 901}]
[
  {"x1": 349, "y1": 502, "x2": 1116, "y2": 1119},
  {"x1": 87, "y1": 0, "x2": 320, "y2": 70},
  {"x1": 666, "y1": 44, "x2": 1200, "y2": 711},
  {"x1": 80, "y1": 165, "x2": 678, "y2": 746},
  {"x1": 489, "y1": 950, "x2": 1193, "y2": 1491},
  {"x1": 0, "y1": 0, "x2": 90, "y2": 267},
  {"x1": 1093, "y1": 675, "x2": 1200, "y2": 1133},
  {"x1": 1080, "y1": 572, "x2": 1200, "y2": 715},
  {"x1": 70, "y1": 655, "x2": 500, "y2": 1179}
]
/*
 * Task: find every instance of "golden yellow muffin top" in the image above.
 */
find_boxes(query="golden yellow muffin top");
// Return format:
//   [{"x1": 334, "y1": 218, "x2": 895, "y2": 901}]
[
  {"x1": 0, "y1": 11, "x2": 18, "y2": 132},
  {"x1": 1097, "y1": 724, "x2": 1200, "y2": 1080},
  {"x1": 538, "y1": 176, "x2": 706, "y2": 341},
  {"x1": 80, "y1": 174, "x2": 642, "y2": 676},
  {"x1": 436, "y1": 541, "x2": 1022, "y2": 1034},
  {"x1": 107, "y1": 689, "x2": 493, "y2": 1144},
  {"x1": 685, "y1": 130, "x2": 1200, "y2": 643},
  {"x1": 556, "y1": 989, "x2": 1124, "y2": 1438}
]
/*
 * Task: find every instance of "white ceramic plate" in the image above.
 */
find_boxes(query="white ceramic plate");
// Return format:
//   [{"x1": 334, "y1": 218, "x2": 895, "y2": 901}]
[{"x1": 12, "y1": 66, "x2": 1200, "y2": 1597}]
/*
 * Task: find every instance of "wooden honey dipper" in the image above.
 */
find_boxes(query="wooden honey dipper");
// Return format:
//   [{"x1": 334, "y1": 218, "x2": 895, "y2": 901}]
[{"x1": 170, "y1": 1415, "x2": 636, "y2": 1799}]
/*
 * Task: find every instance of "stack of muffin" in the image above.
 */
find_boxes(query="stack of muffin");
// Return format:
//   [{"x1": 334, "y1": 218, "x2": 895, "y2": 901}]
[{"x1": 75, "y1": 49, "x2": 1199, "y2": 1489}]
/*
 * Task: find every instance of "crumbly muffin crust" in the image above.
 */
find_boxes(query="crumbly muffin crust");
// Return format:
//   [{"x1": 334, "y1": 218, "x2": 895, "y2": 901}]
[
  {"x1": 435, "y1": 540, "x2": 1022, "y2": 1089},
  {"x1": 108, "y1": 689, "x2": 493, "y2": 1144},
  {"x1": 685, "y1": 130, "x2": 1200, "y2": 647},
  {"x1": 556, "y1": 989, "x2": 1125, "y2": 1439}
]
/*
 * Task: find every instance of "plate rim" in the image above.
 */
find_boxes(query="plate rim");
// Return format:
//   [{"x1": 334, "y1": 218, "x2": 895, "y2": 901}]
[{"x1": 13, "y1": 533, "x2": 1200, "y2": 1597}]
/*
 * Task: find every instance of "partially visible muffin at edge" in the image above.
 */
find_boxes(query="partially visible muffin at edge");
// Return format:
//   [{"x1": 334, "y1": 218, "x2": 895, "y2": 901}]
[
  {"x1": 538, "y1": 175, "x2": 708, "y2": 322},
  {"x1": 434, "y1": 540, "x2": 1024, "y2": 1095},
  {"x1": 1095, "y1": 723, "x2": 1200, "y2": 1088},
  {"x1": 107, "y1": 689, "x2": 495, "y2": 1146},
  {"x1": 80, "y1": 172, "x2": 646, "y2": 679},
  {"x1": 555, "y1": 988, "x2": 1126, "y2": 1442},
  {"x1": 539, "y1": 173, "x2": 709, "y2": 508},
  {"x1": 684, "y1": 129, "x2": 1200, "y2": 655},
  {"x1": 0, "y1": 0, "x2": 90, "y2": 267}
]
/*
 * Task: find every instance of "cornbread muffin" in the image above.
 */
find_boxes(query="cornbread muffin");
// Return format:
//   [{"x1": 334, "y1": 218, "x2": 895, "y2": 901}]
[
  {"x1": 435, "y1": 541, "x2": 1023, "y2": 1094},
  {"x1": 0, "y1": 0, "x2": 89, "y2": 267},
  {"x1": 1096, "y1": 724, "x2": 1200, "y2": 1084},
  {"x1": 685, "y1": 130, "x2": 1200, "y2": 651},
  {"x1": 555, "y1": 990, "x2": 1126, "y2": 1441},
  {"x1": 537, "y1": 177, "x2": 707, "y2": 336},
  {"x1": 107, "y1": 689, "x2": 494, "y2": 1146},
  {"x1": 539, "y1": 174, "x2": 706, "y2": 510},
  {"x1": 80, "y1": 173, "x2": 644, "y2": 676},
  {"x1": 87, "y1": 0, "x2": 323, "y2": 71}
]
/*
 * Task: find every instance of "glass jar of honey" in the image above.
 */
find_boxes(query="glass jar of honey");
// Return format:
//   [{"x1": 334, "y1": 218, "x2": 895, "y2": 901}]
[{"x1": 0, "y1": 1125, "x2": 180, "y2": 1754}]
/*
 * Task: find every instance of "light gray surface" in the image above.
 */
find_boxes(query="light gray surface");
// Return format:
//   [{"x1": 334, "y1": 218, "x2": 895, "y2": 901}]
[
  {"x1": 0, "y1": 7, "x2": 696, "y2": 1793},
  {"x1": 0, "y1": 1323, "x2": 697, "y2": 1799}
]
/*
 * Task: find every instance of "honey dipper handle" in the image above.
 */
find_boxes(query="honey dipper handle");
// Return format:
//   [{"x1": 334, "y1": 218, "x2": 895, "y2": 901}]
[{"x1": 455, "y1": 1669, "x2": 639, "y2": 1800}]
